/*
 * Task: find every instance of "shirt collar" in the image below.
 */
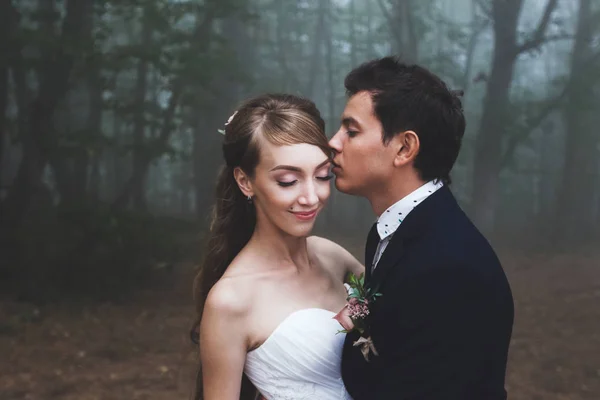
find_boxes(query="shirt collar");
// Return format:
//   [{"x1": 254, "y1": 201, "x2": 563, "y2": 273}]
[{"x1": 376, "y1": 180, "x2": 444, "y2": 240}]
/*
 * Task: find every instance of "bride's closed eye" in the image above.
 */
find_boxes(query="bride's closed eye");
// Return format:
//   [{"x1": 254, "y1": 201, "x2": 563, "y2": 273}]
[
  {"x1": 315, "y1": 162, "x2": 333, "y2": 182},
  {"x1": 316, "y1": 175, "x2": 333, "y2": 181},
  {"x1": 277, "y1": 180, "x2": 297, "y2": 187},
  {"x1": 277, "y1": 175, "x2": 332, "y2": 187}
]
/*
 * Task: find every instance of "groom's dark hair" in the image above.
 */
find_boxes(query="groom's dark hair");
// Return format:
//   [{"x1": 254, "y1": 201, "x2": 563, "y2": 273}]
[{"x1": 344, "y1": 56, "x2": 465, "y2": 185}]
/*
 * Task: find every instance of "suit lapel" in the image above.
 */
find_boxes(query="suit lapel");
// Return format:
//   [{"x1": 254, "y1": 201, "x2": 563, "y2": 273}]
[
  {"x1": 364, "y1": 222, "x2": 379, "y2": 284},
  {"x1": 367, "y1": 227, "x2": 406, "y2": 294},
  {"x1": 366, "y1": 186, "x2": 456, "y2": 294}
]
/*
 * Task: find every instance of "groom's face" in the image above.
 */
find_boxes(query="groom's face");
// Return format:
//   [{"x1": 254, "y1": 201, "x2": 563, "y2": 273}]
[{"x1": 329, "y1": 91, "x2": 396, "y2": 196}]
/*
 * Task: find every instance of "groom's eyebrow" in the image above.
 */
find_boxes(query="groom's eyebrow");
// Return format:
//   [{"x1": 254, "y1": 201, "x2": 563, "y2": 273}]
[{"x1": 342, "y1": 117, "x2": 360, "y2": 128}]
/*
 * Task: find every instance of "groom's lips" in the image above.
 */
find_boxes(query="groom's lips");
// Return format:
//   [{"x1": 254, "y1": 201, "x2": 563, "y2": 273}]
[{"x1": 331, "y1": 161, "x2": 341, "y2": 172}]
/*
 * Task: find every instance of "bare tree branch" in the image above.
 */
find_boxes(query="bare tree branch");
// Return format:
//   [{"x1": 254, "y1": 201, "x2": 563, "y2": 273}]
[
  {"x1": 474, "y1": 0, "x2": 493, "y2": 18},
  {"x1": 500, "y1": 89, "x2": 568, "y2": 169},
  {"x1": 500, "y1": 50, "x2": 600, "y2": 168},
  {"x1": 462, "y1": 17, "x2": 491, "y2": 92},
  {"x1": 518, "y1": 33, "x2": 574, "y2": 54},
  {"x1": 516, "y1": 0, "x2": 560, "y2": 54}
]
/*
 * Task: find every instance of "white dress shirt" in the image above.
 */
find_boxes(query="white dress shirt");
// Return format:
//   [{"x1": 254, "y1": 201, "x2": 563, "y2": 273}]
[{"x1": 371, "y1": 180, "x2": 444, "y2": 271}]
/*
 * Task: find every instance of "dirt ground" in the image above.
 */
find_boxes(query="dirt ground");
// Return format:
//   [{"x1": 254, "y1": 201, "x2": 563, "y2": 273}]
[{"x1": 1, "y1": 247, "x2": 599, "y2": 400}]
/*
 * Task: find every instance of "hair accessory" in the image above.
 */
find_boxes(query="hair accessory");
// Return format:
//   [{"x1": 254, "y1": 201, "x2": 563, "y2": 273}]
[{"x1": 218, "y1": 111, "x2": 238, "y2": 135}]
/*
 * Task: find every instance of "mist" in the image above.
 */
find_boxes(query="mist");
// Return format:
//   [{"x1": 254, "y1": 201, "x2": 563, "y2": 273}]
[{"x1": 0, "y1": 0, "x2": 598, "y2": 399}]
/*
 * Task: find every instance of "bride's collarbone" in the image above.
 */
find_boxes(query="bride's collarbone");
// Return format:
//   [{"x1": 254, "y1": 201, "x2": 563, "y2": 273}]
[
  {"x1": 250, "y1": 278, "x2": 344, "y2": 328},
  {"x1": 262, "y1": 269, "x2": 340, "y2": 300}
]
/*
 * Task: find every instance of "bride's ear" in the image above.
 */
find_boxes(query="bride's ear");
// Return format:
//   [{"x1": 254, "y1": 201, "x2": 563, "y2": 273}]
[{"x1": 233, "y1": 167, "x2": 254, "y2": 198}]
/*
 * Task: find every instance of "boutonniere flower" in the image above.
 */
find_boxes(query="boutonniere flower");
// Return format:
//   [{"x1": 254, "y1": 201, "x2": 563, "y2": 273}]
[{"x1": 333, "y1": 272, "x2": 382, "y2": 362}]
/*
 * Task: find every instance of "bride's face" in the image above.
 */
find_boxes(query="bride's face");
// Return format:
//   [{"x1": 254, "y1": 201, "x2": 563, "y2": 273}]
[{"x1": 245, "y1": 140, "x2": 332, "y2": 237}]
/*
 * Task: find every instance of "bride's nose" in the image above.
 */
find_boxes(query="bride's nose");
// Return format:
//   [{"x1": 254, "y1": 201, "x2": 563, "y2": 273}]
[{"x1": 297, "y1": 181, "x2": 319, "y2": 206}]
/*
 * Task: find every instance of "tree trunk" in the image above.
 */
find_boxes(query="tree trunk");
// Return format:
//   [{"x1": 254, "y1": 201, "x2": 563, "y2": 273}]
[
  {"x1": 0, "y1": 0, "x2": 12, "y2": 173},
  {"x1": 0, "y1": 0, "x2": 93, "y2": 234},
  {"x1": 0, "y1": 64, "x2": 7, "y2": 179},
  {"x1": 275, "y1": 2, "x2": 293, "y2": 92},
  {"x1": 190, "y1": 7, "x2": 242, "y2": 220},
  {"x1": 110, "y1": 113, "x2": 126, "y2": 200},
  {"x1": 461, "y1": 0, "x2": 488, "y2": 93},
  {"x1": 113, "y1": 83, "x2": 182, "y2": 210},
  {"x1": 305, "y1": 2, "x2": 326, "y2": 98},
  {"x1": 470, "y1": 0, "x2": 558, "y2": 234},
  {"x1": 554, "y1": 0, "x2": 597, "y2": 242},
  {"x1": 366, "y1": 0, "x2": 375, "y2": 59},
  {"x1": 131, "y1": 13, "x2": 152, "y2": 211},
  {"x1": 87, "y1": 61, "x2": 103, "y2": 202},
  {"x1": 323, "y1": 1, "x2": 337, "y2": 226},
  {"x1": 349, "y1": 0, "x2": 357, "y2": 67},
  {"x1": 471, "y1": 1, "x2": 521, "y2": 234},
  {"x1": 0, "y1": 0, "x2": 9, "y2": 279},
  {"x1": 46, "y1": 0, "x2": 95, "y2": 208},
  {"x1": 377, "y1": 0, "x2": 418, "y2": 62},
  {"x1": 71, "y1": 4, "x2": 95, "y2": 205},
  {"x1": 398, "y1": 0, "x2": 418, "y2": 62}
]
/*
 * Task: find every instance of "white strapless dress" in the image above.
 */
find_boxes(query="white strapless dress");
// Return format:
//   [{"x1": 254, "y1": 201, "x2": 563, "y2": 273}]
[{"x1": 244, "y1": 308, "x2": 352, "y2": 400}]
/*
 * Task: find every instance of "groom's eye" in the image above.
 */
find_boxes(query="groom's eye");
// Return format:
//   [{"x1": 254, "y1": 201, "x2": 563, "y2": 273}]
[{"x1": 346, "y1": 130, "x2": 358, "y2": 137}]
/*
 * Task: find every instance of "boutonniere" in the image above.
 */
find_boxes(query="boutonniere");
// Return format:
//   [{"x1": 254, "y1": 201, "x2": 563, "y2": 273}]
[{"x1": 333, "y1": 272, "x2": 382, "y2": 361}]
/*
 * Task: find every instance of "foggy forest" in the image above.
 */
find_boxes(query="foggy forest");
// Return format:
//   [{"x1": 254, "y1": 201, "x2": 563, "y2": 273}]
[{"x1": 0, "y1": 0, "x2": 598, "y2": 399}]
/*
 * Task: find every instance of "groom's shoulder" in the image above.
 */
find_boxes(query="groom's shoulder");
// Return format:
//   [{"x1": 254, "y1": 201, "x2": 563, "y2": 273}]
[
  {"x1": 435, "y1": 203, "x2": 495, "y2": 249},
  {"x1": 425, "y1": 209, "x2": 501, "y2": 268}
]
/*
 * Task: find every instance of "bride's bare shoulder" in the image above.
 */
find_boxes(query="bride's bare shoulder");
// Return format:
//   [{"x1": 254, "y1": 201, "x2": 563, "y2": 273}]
[
  {"x1": 203, "y1": 257, "x2": 265, "y2": 319},
  {"x1": 307, "y1": 236, "x2": 364, "y2": 279}
]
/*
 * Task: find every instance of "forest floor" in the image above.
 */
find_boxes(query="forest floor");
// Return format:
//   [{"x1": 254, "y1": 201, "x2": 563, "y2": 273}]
[{"x1": 0, "y1": 242, "x2": 599, "y2": 400}]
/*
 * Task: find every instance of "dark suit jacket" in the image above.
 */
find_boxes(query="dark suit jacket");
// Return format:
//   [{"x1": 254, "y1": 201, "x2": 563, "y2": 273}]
[{"x1": 341, "y1": 186, "x2": 514, "y2": 400}]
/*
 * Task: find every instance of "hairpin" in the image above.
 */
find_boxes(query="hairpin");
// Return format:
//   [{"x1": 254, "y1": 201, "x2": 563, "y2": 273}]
[{"x1": 218, "y1": 111, "x2": 238, "y2": 135}]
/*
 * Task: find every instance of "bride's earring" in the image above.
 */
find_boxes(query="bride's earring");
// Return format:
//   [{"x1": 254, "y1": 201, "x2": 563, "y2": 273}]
[{"x1": 247, "y1": 195, "x2": 253, "y2": 204}]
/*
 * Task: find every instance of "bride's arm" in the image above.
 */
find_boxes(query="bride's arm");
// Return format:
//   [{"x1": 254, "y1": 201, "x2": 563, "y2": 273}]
[{"x1": 199, "y1": 282, "x2": 249, "y2": 400}]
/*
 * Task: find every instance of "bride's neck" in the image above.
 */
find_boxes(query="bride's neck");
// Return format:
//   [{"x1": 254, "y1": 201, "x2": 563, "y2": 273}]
[{"x1": 248, "y1": 219, "x2": 310, "y2": 271}]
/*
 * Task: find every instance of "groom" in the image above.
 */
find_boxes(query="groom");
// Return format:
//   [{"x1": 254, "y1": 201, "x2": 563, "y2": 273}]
[{"x1": 331, "y1": 57, "x2": 514, "y2": 399}]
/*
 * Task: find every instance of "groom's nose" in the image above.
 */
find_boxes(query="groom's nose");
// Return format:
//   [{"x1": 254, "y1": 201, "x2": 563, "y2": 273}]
[{"x1": 328, "y1": 130, "x2": 343, "y2": 154}]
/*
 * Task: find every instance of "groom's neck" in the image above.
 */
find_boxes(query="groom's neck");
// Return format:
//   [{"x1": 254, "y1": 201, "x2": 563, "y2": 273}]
[{"x1": 368, "y1": 173, "x2": 426, "y2": 217}]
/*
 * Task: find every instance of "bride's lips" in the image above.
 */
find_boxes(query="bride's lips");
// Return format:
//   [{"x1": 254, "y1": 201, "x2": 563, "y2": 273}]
[{"x1": 291, "y1": 209, "x2": 319, "y2": 221}]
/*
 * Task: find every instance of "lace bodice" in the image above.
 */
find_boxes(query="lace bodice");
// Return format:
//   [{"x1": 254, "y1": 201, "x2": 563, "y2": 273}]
[{"x1": 244, "y1": 308, "x2": 352, "y2": 400}]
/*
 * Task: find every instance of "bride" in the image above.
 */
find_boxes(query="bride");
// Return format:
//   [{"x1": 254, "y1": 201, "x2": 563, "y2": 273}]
[{"x1": 191, "y1": 93, "x2": 364, "y2": 400}]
